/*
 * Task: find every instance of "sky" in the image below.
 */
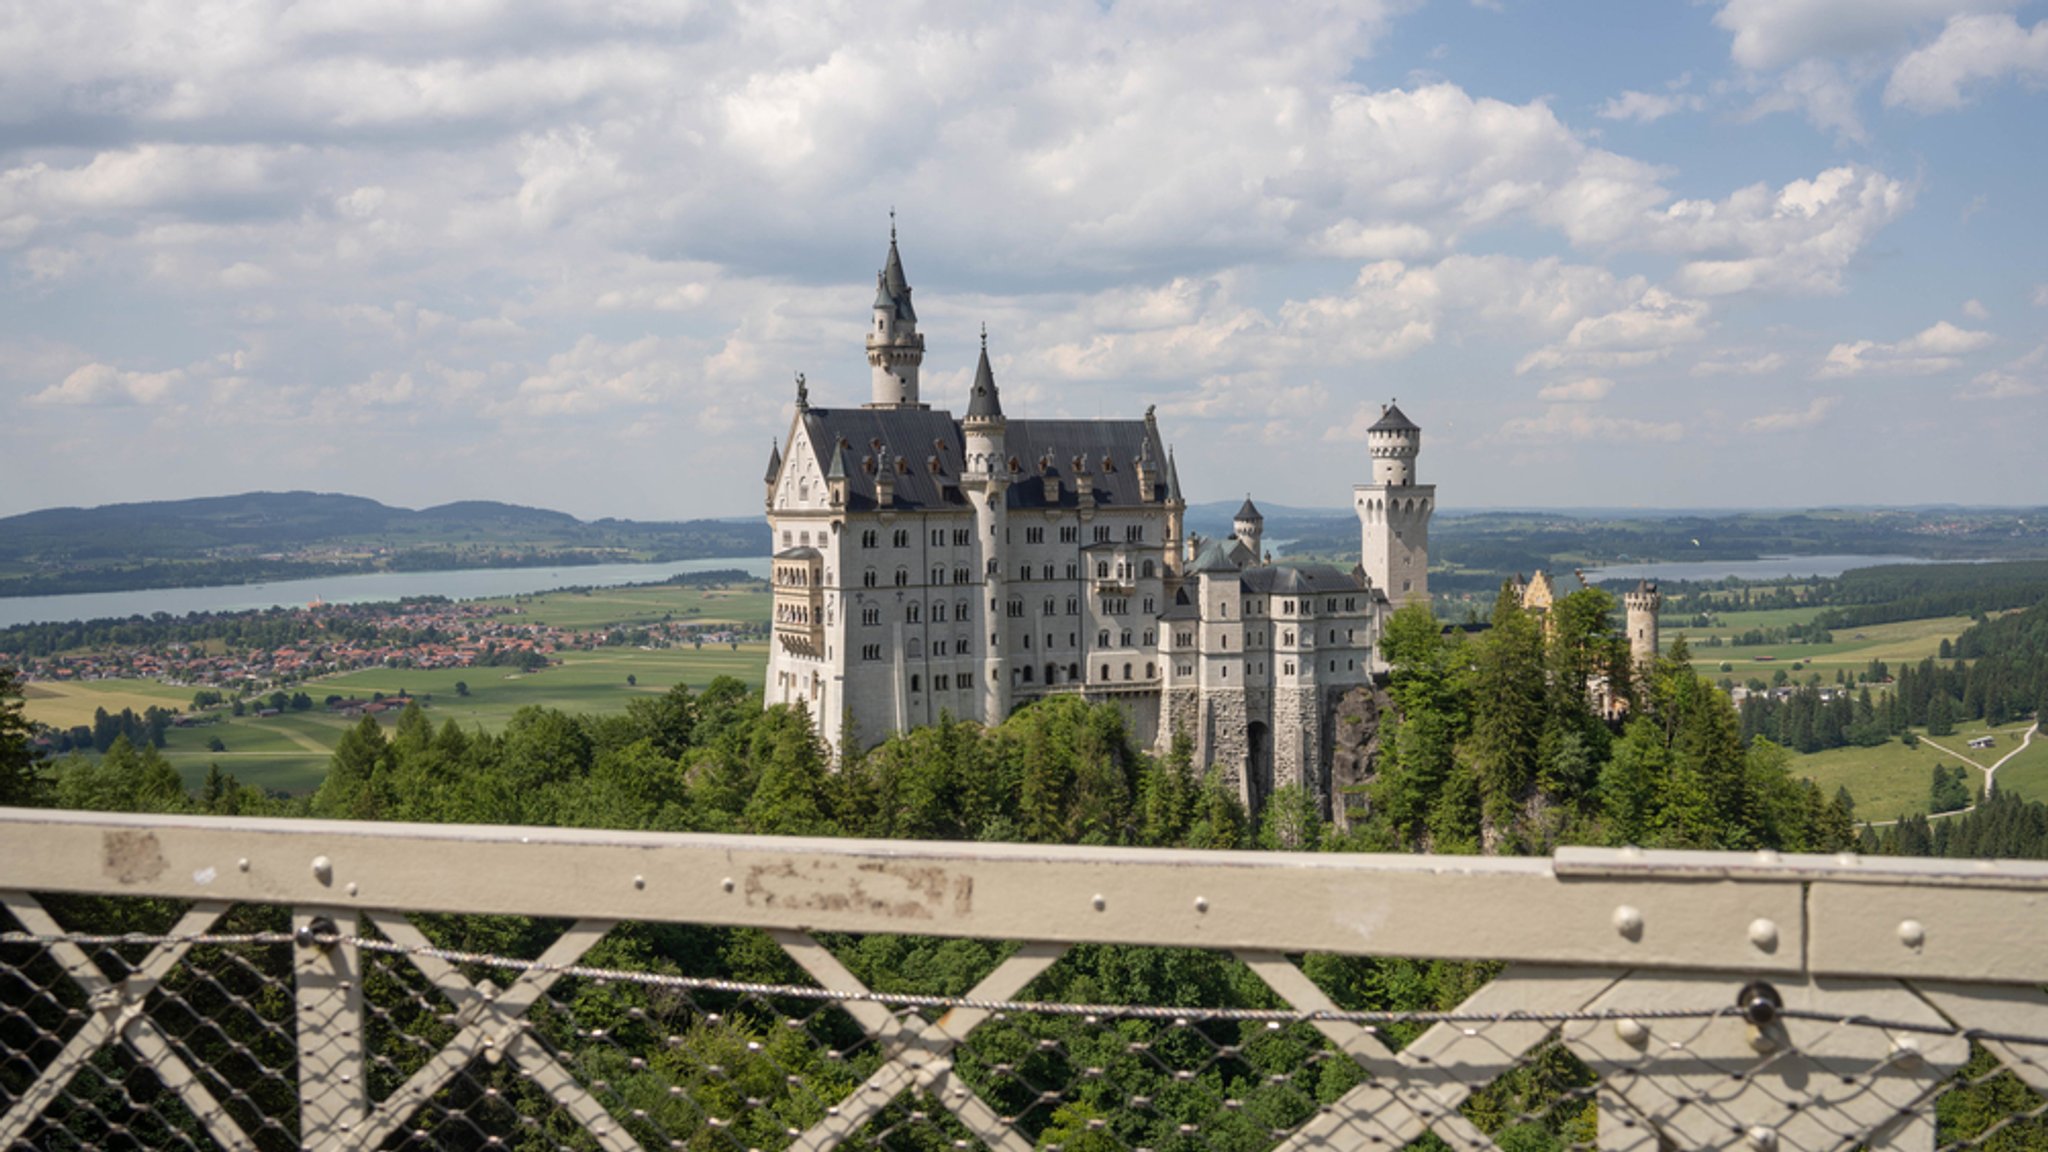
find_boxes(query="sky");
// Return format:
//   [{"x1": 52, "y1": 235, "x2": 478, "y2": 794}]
[{"x1": 2, "y1": 0, "x2": 2046, "y2": 522}]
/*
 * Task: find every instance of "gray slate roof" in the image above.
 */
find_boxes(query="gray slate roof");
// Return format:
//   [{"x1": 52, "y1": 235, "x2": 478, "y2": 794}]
[
  {"x1": 1369, "y1": 403, "x2": 1419, "y2": 433},
  {"x1": 764, "y1": 442, "x2": 782, "y2": 484},
  {"x1": 874, "y1": 236, "x2": 916, "y2": 323},
  {"x1": 965, "y1": 344, "x2": 1002, "y2": 420},
  {"x1": 1235, "y1": 496, "x2": 1263, "y2": 523},
  {"x1": 1240, "y1": 564, "x2": 1367, "y2": 596}
]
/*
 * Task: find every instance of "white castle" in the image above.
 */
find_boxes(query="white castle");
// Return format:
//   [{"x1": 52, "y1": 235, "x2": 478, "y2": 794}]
[{"x1": 763, "y1": 230, "x2": 1437, "y2": 812}]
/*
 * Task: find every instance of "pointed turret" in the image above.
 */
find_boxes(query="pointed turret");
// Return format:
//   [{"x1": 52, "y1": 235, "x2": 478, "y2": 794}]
[
  {"x1": 1233, "y1": 495, "x2": 1264, "y2": 564},
  {"x1": 824, "y1": 439, "x2": 849, "y2": 508},
  {"x1": 1166, "y1": 448, "x2": 1183, "y2": 503},
  {"x1": 965, "y1": 325, "x2": 1003, "y2": 421},
  {"x1": 764, "y1": 440, "x2": 783, "y2": 484},
  {"x1": 866, "y1": 218, "x2": 927, "y2": 408}
]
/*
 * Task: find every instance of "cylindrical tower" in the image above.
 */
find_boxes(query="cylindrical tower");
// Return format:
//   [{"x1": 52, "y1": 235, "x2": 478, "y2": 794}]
[
  {"x1": 1233, "y1": 496, "x2": 1263, "y2": 564},
  {"x1": 866, "y1": 223, "x2": 926, "y2": 408},
  {"x1": 1368, "y1": 407, "x2": 1420, "y2": 485},
  {"x1": 1625, "y1": 580, "x2": 1662, "y2": 673},
  {"x1": 963, "y1": 332, "x2": 1010, "y2": 724}
]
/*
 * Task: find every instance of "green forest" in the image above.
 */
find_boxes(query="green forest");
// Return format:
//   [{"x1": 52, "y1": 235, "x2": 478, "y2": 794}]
[{"x1": 3, "y1": 589, "x2": 2047, "y2": 1150}]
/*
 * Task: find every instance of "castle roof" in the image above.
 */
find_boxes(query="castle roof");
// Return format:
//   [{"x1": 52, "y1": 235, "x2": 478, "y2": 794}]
[
  {"x1": 1186, "y1": 538, "x2": 1242, "y2": 574},
  {"x1": 1240, "y1": 564, "x2": 1367, "y2": 596},
  {"x1": 965, "y1": 339, "x2": 1002, "y2": 420},
  {"x1": 773, "y1": 546, "x2": 822, "y2": 561},
  {"x1": 796, "y1": 409, "x2": 1165, "y2": 512},
  {"x1": 1368, "y1": 403, "x2": 1419, "y2": 433},
  {"x1": 874, "y1": 231, "x2": 917, "y2": 323},
  {"x1": 1165, "y1": 448, "x2": 1182, "y2": 503},
  {"x1": 764, "y1": 441, "x2": 782, "y2": 484},
  {"x1": 1235, "y1": 496, "x2": 1263, "y2": 523}
]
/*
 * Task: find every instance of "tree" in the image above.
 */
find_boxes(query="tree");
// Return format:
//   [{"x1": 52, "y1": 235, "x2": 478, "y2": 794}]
[
  {"x1": 627, "y1": 673, "x2": 638, "y2": 687},
  {"x1": 1467, "y1": 584, "x2": 1546, "y2": 840},
  {"x1": 0, "y1": 667, "x2": 47, "y2": 807},
  {"x1": 454, "y1": 680, "x2": 470, "y2": 697},
  {"x1": 1927, "y1": 691, "x2": 1956, "y2": 737}
]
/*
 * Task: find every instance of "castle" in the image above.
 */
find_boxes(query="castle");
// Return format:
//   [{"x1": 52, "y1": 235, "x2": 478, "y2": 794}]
[{"x1": 763, "y1": 229, "x2": 1435, "y2": 812}]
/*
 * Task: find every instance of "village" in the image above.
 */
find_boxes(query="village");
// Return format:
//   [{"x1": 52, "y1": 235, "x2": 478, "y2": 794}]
[{"x1": 0, "y1": 594, "x2": 762, "y2": 700}]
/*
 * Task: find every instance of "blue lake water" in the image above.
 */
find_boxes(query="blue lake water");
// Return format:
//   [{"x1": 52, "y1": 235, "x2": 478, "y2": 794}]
[
  {"x1": 1577, "y1": 554, "x2": 1934, "y2": 584},
  {"x1": 0, "y1": 556, "x2": 773, "y2": 629}
]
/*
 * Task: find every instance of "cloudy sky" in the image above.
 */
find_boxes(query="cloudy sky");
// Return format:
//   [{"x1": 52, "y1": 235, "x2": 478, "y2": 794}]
[{"x1": 3, "y1": 0, "x2": 2046, "y2": 521}]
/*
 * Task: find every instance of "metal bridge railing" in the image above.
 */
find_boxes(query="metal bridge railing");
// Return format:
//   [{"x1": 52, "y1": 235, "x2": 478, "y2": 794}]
[{"x1": 3, "y1": 809, "x2": 2048, "y2": 1151}]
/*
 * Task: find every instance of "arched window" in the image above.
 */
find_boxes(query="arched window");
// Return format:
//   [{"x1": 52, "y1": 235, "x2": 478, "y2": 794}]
[
  {"x1": 910, "y1": 674, "x2": 921, "y2": 692},
  {"x1": 1100, "y1": 664, "x2": 1110, "y2": 681},
  {"x1": 1123, "y1": 663, "x2": 1132, "y2": 680},
  {"x1": 1142, "y1": 560, "x2": 1156, "y2": 578},
  {"x1": 1144, "y1": 662, "x2": 1155, "y2": 679}
]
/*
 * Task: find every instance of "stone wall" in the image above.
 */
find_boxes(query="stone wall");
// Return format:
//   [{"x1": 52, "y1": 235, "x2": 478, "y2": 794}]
[
  {"x1": 1202, "y1": 688, "x2": 1248, "y2": 797},
  {"x1": 1327, "y1": 683, "x2": 1389, "y2": 832}
]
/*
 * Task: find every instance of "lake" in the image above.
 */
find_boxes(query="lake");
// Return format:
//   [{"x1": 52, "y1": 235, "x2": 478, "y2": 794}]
[
  {"x1": 1577, "y1": 554, "x2": 1936, "y2": 584},
  {"x1": 0, "y1": 557, "x2": 773, "y2": 629}
]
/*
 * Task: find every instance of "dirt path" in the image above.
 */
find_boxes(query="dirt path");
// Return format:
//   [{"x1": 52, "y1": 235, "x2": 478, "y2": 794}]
[{"x1": 1922, "y1": 725, "x2": 2036, "y2": 795}]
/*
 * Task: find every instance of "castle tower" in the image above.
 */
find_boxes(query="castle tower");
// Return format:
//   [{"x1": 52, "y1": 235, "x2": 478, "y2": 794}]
[
  {"x1": 1354, "y1": 401, "x2": 1435, "y2": 608},
  {"x1": 1625, "y1": 580, "x2": 1662, "y2": 674},
  {"x1": 1233, "y1": 497, "x2": 1263, "y2": 564},
  {"x1": 961, "y1": 328, "x2": 1010, "y2": 723},
  {"x1": 865, "y1": 219, "x2": 927, "y2": 409}
]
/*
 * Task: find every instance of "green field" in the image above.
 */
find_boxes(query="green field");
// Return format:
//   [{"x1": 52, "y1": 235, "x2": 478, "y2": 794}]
[
  {"x1": 1677, "y1": 611, "x2": 1971, "y2": 683},
  {"x1": 16, "y1": 578, "x2": 775, "y2": 797},
  {"x1": 1794, "y1": 718, "x2": 2037, "y2": 823},
  {"x1": 477, "y1": 583, "x2": 770, "y2": 630},
  {"x1": 30, "y1": 642, "x2": 771, "y2": 797}
]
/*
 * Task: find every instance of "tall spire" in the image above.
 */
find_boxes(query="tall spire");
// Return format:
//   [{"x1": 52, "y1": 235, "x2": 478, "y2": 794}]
[
  {"x1": 966, "y1": 324, "x2": 1003, "y2": 420},
  {"x1": 867, "y1": 215, "x2": 926, "y2": 407},
  {"x1": 1166, "y1": 447, "x2": 1183, "y2": 503}
]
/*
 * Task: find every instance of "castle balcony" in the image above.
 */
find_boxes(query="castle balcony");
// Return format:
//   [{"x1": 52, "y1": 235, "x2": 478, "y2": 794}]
[{"x1": 5, "y1": 807, "x2": 2048, "y2": 1152}]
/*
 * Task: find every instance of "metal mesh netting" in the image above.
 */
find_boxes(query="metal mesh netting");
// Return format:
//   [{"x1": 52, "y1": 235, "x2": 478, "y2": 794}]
[{"x1": 6, "y1": 895, "x2": 2048, "y2": 1152}]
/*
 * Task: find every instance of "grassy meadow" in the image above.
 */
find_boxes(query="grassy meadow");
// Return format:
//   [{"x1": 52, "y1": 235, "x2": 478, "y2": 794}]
[
  {"x1": 1672, "y1": 609, "x2": 1972, "y2": 684},
  {"x1": 1791, "y1": 718, "x2": 2039, "y2": 824},
  {"x1": 20, "y1": 580, "x2": 773, "y2": 797}
]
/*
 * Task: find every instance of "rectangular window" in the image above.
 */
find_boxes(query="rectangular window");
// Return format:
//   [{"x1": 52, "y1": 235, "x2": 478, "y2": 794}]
[
  {"x1": 1026, "y1": 527, "x2": 1044, "y2": 544},
  {"x1": 960, "y1": 673, "x2": 973, "y2": 688},
  {"x1": 935, "y1": 675, "x2": 949, "y2": 691},
  {"x1": 954, "y1": 529, "x2": 970, "y2": 546},
  {"x1": 1059, "y1": 526, "x2": 1079, "y2": 543},
  {"x1": 862, "y1": 644, "x2": 881, "y2": 661},
  {"x1": 1094, "y1": 525, "x2": 1112, "y2": 543},
  {"x1": 1126, "y1": 525, "x2": 1143, "y2": 542}
]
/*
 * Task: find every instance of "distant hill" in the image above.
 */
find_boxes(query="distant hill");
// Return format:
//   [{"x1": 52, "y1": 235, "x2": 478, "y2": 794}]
[{"x1": 0, "y1": 491, "x2": 769, "y2": 598}]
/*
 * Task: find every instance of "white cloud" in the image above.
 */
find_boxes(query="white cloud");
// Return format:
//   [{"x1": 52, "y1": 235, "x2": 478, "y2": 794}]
[
  {"x1": 1817, "y1": 320, "x2": 1994, "y2": 377},
  {"x1": 1743, "y1": 58, "x2": 1868, "y2": 141},
  {"x1": 1713, "y1": 0, "x2": 2018, "y2": 72},
  {"x1": 1662, "y1": 167, "x2": 1911, "y2": 296},
  {"x1": 1960, "y1": 343, "x2": 2047, "y2": 399},
  {"x1": 2035, "y1": 284, "x2": 2048, "y2": 308},
  {"x1": 1886, "y1": 13, "x2": 2048, "y2": 109},
  {"x1": 1516, "y1": 287, "x2": 1710, "y2": 374},
  {"x1": 28, "y1": 362, "x2": 183, "y2": 407},
  {"x1": 1692, "y1": 351, "x2": 1788, "y2": 377},
  {"x1": 1596, "y1": 90, "x2": 1704, "y2": 123},
  {"x1": 1962, "y1": 298, "x2": 1990, "y2": 320},
  {"x1": 1744, "y1": 395, "x2": 1839, "y2": 431},
  {"x1": 1537, "y1": 376, "x2": 1615, "y2": 402},
  {"x1": 1497, "y1": 406, "x2": 1685, "y2": 443}
]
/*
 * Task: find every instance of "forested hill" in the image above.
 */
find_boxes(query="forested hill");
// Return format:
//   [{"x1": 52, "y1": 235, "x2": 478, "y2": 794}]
[{"x1": 0, "y1": 491, "x2": 769, "y2": 597}]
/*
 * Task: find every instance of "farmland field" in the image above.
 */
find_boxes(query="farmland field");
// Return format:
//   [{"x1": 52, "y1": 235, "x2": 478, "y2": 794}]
[
  {"x1": 1793, "y1": 718, "x2": 2035, "y2": 823},
  {"x1": 1676, "y1": 610, "x2": 1972, "y2": 683},
  {"x1": 21, "y1": 598, "x2": 771, "y2": 797}
]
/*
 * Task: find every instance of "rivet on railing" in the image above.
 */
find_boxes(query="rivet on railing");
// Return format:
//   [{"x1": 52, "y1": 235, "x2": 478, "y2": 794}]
[
  {"x1": 1092, "y1": 894, "x2": 1107, "y2": 912},
  {"x1": 294, "y1": 916, "x2": 339, "y2": 952},
  {"x1": 722, "y1": 877, "x2": 736, "y2": 893},
  {"x1": 236, "y1": 857, "x2": 249, "y2": 872},
  {"x1": 1898, "y1": 919, "x2": 1926, "y2": 949},
  {"x1": 345, "y1": 882, "x2": 358, "y2": 897},
  {"x1": 1614, "y1": 1018, "x2": 1648, "y2": 1047},
  {"x1": 1612, "y1": 905, "x2": 1643, "y2": 941},
  {"x1": 1748, "y1": 1126, "x2": 1778, "y2": 1152},
  {"x1": 1748, "y1": 918, "x2": 1779, "y2": 952},
  {"x1": 1194, "y1": 896, "x2": 1209, "y2": 913},
  {"x1": 310, "y1": 855, "x2": 333, "y2": 885},
  {"x1": 634, "y1": 875, "x2": 646, "y2": 890}
]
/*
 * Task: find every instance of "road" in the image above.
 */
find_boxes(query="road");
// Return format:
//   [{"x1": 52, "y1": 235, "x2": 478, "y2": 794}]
[{"x1": 1921, "y1": 723, "x2": 2037, "y2": 796}]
